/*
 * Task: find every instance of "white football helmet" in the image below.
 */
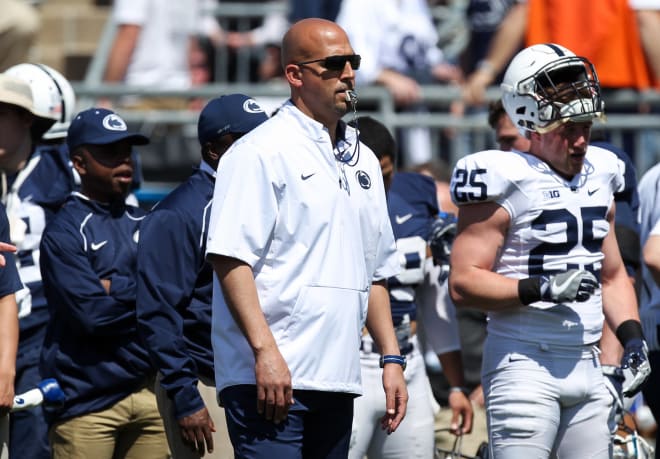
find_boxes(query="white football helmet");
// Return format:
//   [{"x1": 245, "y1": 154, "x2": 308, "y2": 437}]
[
  {"x1": 5, "y1": 63, "x2": 76, "y2": 140},
  {"x1": 501, "y1": 43, "x2": 604, "y2": 134}
]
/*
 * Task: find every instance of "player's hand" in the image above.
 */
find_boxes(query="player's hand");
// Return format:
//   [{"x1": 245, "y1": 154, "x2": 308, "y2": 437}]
[
  {"x1": 448, "y1": 389, "x2": 473, "y2": 435},
  {"x1": 254, "y1": 345, "x2": 294, "y2": 424},
  {"x1": 380, "y1": 363, "x2": 408, "y2": 434},
  {"x1": 179, "y1": 406, "x2": 216, "y2": 456},
  {"x1": 428, "y1": 212, "x2": 457, "y2": 279},
  {"x1": 621, "y1": 338, "x2": 651, "y2": 397},
  {"x1": 540, "y1": 269, "x2": 598, "y2": 303}
]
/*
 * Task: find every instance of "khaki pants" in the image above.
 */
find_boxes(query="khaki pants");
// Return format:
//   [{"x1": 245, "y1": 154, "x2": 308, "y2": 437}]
[
  {"x1": 49, "y1": 386, "x2": 169, "y2": 459},
  {"x1": 155, "y1": 377, "x2": 233, "y2": 459}
]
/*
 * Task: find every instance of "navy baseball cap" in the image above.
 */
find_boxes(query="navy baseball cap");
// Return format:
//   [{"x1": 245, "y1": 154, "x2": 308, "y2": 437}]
[
  {"x1": 67, "y1": 108, "x2": 149, "y2": 151},
  {"x1": 197, "y1": 94, "x2": 268, "y2": 146}
]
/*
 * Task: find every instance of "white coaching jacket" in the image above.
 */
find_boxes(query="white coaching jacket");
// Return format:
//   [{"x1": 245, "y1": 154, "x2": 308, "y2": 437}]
[{"x1": 206, "y1": 101, "x2": 400, "y2": 395}]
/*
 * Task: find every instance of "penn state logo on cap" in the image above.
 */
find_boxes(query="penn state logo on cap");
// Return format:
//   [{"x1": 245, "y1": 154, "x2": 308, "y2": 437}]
[
  {"x1": 67, "y1": 107, "x2": 149, "y2": 152},
  {"x1": 243, "y1": 98, "x2": 265, "y2": 114},
  {"x1": 198, "y1": 93, "x2": 268, "y2": 146},
  {"x1": 102, "y1": 113, "x2": 128, "y2": 131}
]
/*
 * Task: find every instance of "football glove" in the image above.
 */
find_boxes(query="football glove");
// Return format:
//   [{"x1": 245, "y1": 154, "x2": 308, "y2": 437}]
[
  {"x1": 428, "y1": 211, "x2": 457, "y2": 266},
  {"x1": 519, "y1": 269, "x2": 599, "y2": 305},
  {"x1": 621, "y1": 338, "x2": 651, "y2": 397},
  {"x1": 539, "y1": 269, "x2": 598, "y2": 303}
]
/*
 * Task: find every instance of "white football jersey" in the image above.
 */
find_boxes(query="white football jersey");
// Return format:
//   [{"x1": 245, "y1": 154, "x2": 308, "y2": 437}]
[{"x1": 451, "y1": 146, "x2": 625, "y2": 345}]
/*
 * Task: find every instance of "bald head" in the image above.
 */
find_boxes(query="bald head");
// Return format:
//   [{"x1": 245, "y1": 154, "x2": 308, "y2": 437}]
[{"x1": 281, "y1": 18, "x2": 351, "y2": 67}]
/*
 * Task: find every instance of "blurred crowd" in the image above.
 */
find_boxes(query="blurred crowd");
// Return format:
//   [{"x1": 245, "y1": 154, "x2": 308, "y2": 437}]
[{"x1": 2, "y1": 0, "x2": 659, "y2": 172}]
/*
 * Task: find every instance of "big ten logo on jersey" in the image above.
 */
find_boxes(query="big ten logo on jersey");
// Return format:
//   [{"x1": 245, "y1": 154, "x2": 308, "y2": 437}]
[{"x1": 542, "y1": 189, "x2": 561, "y2": 200}]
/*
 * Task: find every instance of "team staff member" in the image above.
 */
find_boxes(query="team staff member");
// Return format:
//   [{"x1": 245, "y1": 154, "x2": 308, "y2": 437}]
[
  {"x1": 39, "y1": 108, "x2": 168, "y2": 458},
  {"x1": 348, "y1": 116, "x2": 472, "y2": 459},
  {"x1": 448, "y1": 43, "x2": 650, "y2": 458},
  {"x1": 136, "y1": 93, "x2": 268, "y2": 458},
  {"x1": 206, "y1": 18, "x2": 407, "y2": 458}
]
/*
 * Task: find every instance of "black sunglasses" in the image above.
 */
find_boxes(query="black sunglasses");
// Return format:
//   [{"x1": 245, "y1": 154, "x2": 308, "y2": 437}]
[{"x1": 295, "y1": 54, "x2": 361, "y2": 71}]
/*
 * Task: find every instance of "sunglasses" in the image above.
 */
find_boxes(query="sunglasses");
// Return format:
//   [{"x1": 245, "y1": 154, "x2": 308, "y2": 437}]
[{"x1": 295, "y1": 54, "x2": 361, "y2": 71}]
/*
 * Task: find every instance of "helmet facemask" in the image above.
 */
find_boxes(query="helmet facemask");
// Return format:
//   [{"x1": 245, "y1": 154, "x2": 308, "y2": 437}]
[{"x1": 520, "y1": 56, "x2": 604, "y2": 133}]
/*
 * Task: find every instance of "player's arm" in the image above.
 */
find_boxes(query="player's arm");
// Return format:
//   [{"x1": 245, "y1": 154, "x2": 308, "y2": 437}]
[
  {"x1": 437, "y1": 350, "x2": 473, "y2": 435},
  {"x1": 0, "y1": 293, "x2": 18, "y2": 415},
  {"x1": 104, "y1": 23, "x2": 141, "y2": 82},
  {"x1": 601, "y1": 206, "x2": 650, "y2": 396},
  {"x1": 450, "y1": 199, "x2": 598, "y2": 309},
  {"x1": 449, "y1": 201, "x2": 522, "y2": 310},
  {"x1": 208, "y1": 254, "x2": 293, "y2": 424},
  {"x1": 601, "y1": 207, "x2": 640, "y2": 329},
  {"x1": 365, "y1": 280, "x2": 408, "y2": 434},
  {"x1": 415, "y1": 261, "x2": 471, "y2": 433}
]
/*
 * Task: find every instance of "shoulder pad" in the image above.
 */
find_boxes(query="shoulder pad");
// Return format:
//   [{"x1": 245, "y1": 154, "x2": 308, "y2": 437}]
[{"x1": 450, "y1": 150, "x2": 526, "y2": 206}]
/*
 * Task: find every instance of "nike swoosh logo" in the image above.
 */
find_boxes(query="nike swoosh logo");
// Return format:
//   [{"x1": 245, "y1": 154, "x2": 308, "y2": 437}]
[
  {"x1": 551, "y1": 271, "x2": 581, "y2": 293},
  {"x1": 15, "y1": 397, "x2": 24, "y2": 405},
  {"x1": 301, "y1": 172, "x2": 315, "y2": 180},
  {"x1": 395, "y1": 213, "x2": 413, "y2": 225},
  {"x1": 91, "y1": 241, "x2": 108, "y2": 251},
  {"x1": 588, "y1": 188, "x2": 599, "y2": 196}
]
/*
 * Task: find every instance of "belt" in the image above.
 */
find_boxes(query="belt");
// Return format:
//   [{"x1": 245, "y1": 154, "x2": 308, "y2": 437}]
[{"x1": 360, "y1": 339, "x2": 414, "y2": 356}]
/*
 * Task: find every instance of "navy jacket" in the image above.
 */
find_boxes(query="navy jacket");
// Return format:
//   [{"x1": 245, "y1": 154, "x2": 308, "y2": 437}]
[
  {"x1": 136, "y1": 165, "x2": 215, "y2": 420},
  {"x1": 39, "y1": 193, "x2": 152, "y2": 423}
]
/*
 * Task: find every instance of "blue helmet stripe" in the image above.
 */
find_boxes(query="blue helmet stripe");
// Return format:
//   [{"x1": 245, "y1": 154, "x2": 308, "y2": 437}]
[{"x1": 545, "y1": 43, "x2": 565, "y2": 56}]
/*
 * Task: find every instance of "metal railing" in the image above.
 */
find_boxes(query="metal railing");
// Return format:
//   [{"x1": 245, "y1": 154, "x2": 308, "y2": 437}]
[
  {"x1": 72, "y1": 81, "x2": 660, "y2": 181},
  {"x1": 75, "y1": 2, "x2": 660, "y2": 188}
]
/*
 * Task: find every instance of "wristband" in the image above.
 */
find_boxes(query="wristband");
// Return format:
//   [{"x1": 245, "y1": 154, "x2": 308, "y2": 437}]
[
  {"x1": 518, "y1": 277, "x2": 541, "y2": 305},
  {"x1": 379, "y1": 354, "x2": 406, "y2": 371},
  {"x1": 615, "y1": 319, "x2": 644, "y2": 347},
  {"x1": 449, "y1": 386, "x2": 468, "y2": 395}
]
